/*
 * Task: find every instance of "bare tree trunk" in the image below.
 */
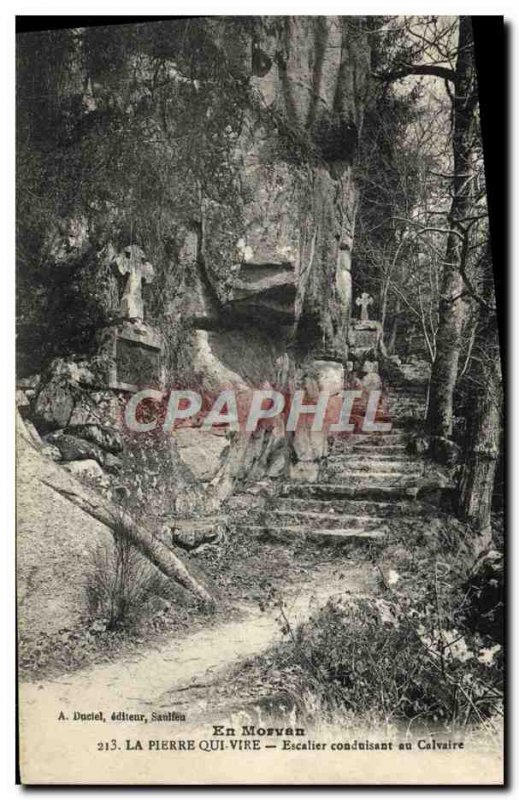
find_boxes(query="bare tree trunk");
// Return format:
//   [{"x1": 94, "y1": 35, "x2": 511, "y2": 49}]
[
  {"x1": 379, "y1": 277, "x2": 389, "y2": 337},
  {"x1": 459, "y1": 244, "x2": 502, "y2": 543},
  {"x1": 387, "y1": 297, "x2": 400, "y2": 355},
  {"x1": 459, "y1": 365, "x2": 501, "y2": 534},
  {"x1": 426, "y1": 17, "x2": 478, "y2": 438}
]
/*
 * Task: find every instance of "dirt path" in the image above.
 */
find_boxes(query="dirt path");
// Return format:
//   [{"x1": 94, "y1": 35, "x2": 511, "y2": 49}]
[
  {"x1": 18, "y1": 556, "x2": 503, "y2": 787},
  {"x1": 21, "y1": 561, "x2": 374, "y2": 723}
]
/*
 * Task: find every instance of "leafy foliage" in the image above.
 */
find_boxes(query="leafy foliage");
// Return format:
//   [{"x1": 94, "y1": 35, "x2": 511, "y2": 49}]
[
  {"x1": 245, "y1": 516, "x2": 503, "y2": 731},
  {"x1": 16, "y1": 20, "x2": 254, "y2": 369}
]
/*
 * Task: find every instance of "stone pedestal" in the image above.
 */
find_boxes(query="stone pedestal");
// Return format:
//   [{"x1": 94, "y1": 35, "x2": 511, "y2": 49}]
[
  {"x1": 360, "y1": 360, "x2": 382, "y2": 390},
  {"x1": 348, "y1": 320, "x2": 382, "y2": 355}
]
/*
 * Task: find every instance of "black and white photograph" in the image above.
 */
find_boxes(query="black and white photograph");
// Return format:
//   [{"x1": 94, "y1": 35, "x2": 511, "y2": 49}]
[{"x1": 14, "y1": 13, "x2": 505, "y2": 785}]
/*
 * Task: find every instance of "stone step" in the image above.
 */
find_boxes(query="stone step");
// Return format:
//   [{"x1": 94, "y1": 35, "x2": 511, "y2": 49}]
[
  {"x1": 324, "y1": 468, "x2": 423, "y2": 480},
  {"x1": 327, "y1": 457, "x2": 422, "y2": 473},
  {"x1": 389, "y1": 394, "x2": 424, "y2": 401},
  {"x1": 388, "y1": 408, "x2": 423, "y2": 414},
  {"x1": 246, "y1": 524, "x2": 387, "y2": 542},
  {"x1": 317, "y1": 481, "x2": 421, "y2": 496},
  {"x1": 394, "y1": 399, "x2": 426, "y2": 405},
  {"x1": 347, "y1": 433, "x2": 409, "y2": 445},
  {"x1": 280, "y1": 483, "x2": 419, "y2": 501},
  {"x1": 330, "y1": 442, "x2": 409, "y2": 455},
  {"x1": 263, "y1": 509, "x2": 385, "y2": 529},
  {"x1": 321, "y1": 469, "x2": 423, "y2": 483},
  {"x1": 388, "y1": 399, "x2": 424, "y2": 407},
  {"x1": 389, "y1": 392, "x2": 425, "y2": 397},
  {"x1": 388, "y1": 392, "x2": 426, "y2": 400},
  {"x1": 331, "y1": 442, "x2": 408, "y2": 454},
  {"x1": 349, "y1": 444, "x2": 408, "y2": 455},
  {"x1": 274, "y1": 496, "x2": 425, "y2": 517},
  {"x1": 334, "y1": 447, "x2": 410, "y2": 463}
]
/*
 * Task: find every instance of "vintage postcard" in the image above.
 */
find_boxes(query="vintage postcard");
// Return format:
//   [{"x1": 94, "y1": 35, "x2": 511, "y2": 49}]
[{"x1": 16, "y1": 15, "x2": 504, "y2": 785}]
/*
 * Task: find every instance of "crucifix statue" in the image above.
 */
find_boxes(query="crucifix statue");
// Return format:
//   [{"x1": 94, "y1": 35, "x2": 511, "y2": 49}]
[
  {"x1": 355, "y1": 292, "x2": 373, "y2": 322},
  {"x1": 113, "y1": 245, "x2": 154, "y2": 321}
]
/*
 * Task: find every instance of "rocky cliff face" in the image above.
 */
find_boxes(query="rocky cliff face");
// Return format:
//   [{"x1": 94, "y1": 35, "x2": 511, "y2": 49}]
[{"x1": 17, "y1": 17, "x2": 373, "y2": 527}]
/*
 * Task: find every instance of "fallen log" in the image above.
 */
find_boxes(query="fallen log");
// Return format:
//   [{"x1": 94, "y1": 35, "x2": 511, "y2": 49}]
[
  {"x1": 42, "y1": 476, "x2": 214, "y2": 605},
  {"x1": 42, "y1": 475, "x2": 215, "y2": 606},
  {"x1": 17, "y1": 409, "x2": 214, "y2": 605}
]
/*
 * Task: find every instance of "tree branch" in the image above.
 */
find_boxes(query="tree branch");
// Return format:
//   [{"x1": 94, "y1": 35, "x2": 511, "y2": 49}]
[{"x1": 376, "y1": 64, "x2": 456, "y2": 83}]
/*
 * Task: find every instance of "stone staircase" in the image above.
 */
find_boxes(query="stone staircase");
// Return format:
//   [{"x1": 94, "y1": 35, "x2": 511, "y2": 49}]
[
  {"x1": 385, "y1": 384, "x2": 427, "y2": 427},
  {"x1": 241, "y1": 379, "x2": 429, "y2": 545}
]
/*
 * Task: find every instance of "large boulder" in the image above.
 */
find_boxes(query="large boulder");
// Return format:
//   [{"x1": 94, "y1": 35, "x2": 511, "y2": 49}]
[
  {"x1": 102, "y1": 452, "x2": 123, "y2": 474},
  {"x1": 44, "y1": 357, "x2": 97, "y2": 387},
  {"x1": 17, "y1": 374, "x2": 41, "y2": 391},
  {"x1": 289, "y1": 427, "x2": 327, "y2": 482},
  {"x1": 32, "y1": 377, "x2": 76, "y2": 431},
  {"x1": 16, "y1": 416, "x2": 114, "y2": 636},
  {"x1": 31, "y1": 357, "x2": 104, "y2": 433},
  {"x1": 68, "y1": 423, "x2": 123, "y2": 454},
  {"x1": 167, "y1": 517, "x2": 226, "y2": 551},
  {"x1": 173, "y1": 428, "x2": 230, "y2": 482},
  {"x1": 48, "y1": 432, "x2": 106, "y2": 466},
  {"x1": 199, "y1": 16, "x2": 370, "y2": 355},
  {"x1": 304, "y1": 359, "x2": 344, "y2": 397}
]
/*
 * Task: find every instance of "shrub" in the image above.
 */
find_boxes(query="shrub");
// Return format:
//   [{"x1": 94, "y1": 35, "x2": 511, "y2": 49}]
[
  {"x1": 258, "y1": 548, "x2": 503, "y2": 731},
  {"x1": 87, "y1": 514, "x2": 160, "y2": 631}
]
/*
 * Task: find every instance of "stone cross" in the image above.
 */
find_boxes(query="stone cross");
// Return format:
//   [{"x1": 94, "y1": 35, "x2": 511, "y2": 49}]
[
  {"x1": 113, "y1": 245, "x2": 154, "y2": 321},
  {"x1": 356, "y1": 292, "x2": 373, "y2": 321}
]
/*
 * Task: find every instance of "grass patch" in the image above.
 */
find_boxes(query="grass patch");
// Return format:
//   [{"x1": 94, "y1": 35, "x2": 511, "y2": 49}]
[{"x1": 220, "y1": 512, "x2": 503, "y2": 734}]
